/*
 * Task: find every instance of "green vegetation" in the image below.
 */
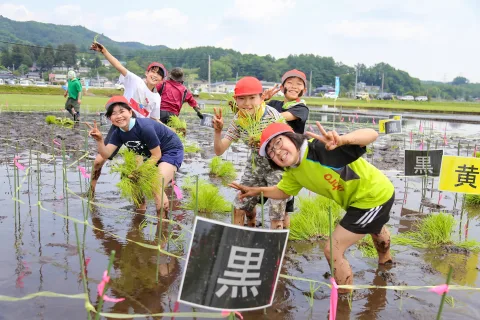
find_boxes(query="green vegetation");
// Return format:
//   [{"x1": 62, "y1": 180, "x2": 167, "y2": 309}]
[
  {"x1": 393, "y1": 213, "x2": 480, "y2": 252},
  {"x1": 0, "y1": 85, "x2": 120, "y2": 97},
  {"x1": 289, "y1": 195, "x2": 343, "y2": 241},
  {"x1": 208, "y1": 156, "x2": 237, "y2": 183},
  {"x1": 0, "y1": 94, "x2": 107, "y2": 112},
  {"x1": 465, "y1": 194, "x2": 480, "y2": 206},
  {"x1": 111, "y1": 149, "x2": 161, "y2": 207},
  {"x1": 44, "y1": 115, "x2": 74, "y2": 127},
  {"x1": 166, "y1": 115, "x2": 187, "y2": 130},
  {"x1": 182, "y1": 177, "x2": 231, "y2": 214},
  {"x1": 356, "y1": 236, "x2": 379, "y2": 258},
  {"x1": 183, "y1": 142, "x2": 201, "y2": 153}
]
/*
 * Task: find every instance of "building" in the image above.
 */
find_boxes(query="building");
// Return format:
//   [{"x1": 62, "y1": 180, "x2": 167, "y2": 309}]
[
  {"x1": 49, "y1": 73, "x2": 67, "y2": 83},
  {"x1": 210, "y1": 80, "x2": 278, "y2": 93},
  {"x1": 100, "y1": 60, "x2": 126, "y2": 67},
  {"x1": 78, "y1": 67, "x2": 91, "y2": 74},
  {"x1": 26, "y1": 72, "x2": 41, "y2": 80}
]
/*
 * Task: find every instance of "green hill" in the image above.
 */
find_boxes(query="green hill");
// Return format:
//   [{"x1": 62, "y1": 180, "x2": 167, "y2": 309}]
[{"x1": 0, "y1": 15, "x2": 167, "y2": 53}]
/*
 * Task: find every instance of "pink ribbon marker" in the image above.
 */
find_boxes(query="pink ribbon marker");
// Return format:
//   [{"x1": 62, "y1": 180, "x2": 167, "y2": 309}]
[
  {"x1": 309, "y1": 124, "x2": 314, "y2": 132},
  {"x1": 329, "y1": 278, "x2": 338, "y2": 320},
  {"x1": 443, "y1": 134, "x2": 448, "y2": 146},
  {"x1": 473, "y1": 146, "x2": 477, "y2": 157},
  {"x1": 372, "y1": 117, "x2": 376, "y2": 125},
  {"x1": 409, "y1": 131, "x2": 413, "y2": 145},
  {"x1": 429, "y1": 284, "x2": 449, "y2": 295},
  {"x1": 77, "y1": 166, "x2": 91, "y2": 179},
  {"x1": 14, "y1": 156, "x2": 25, "y2": 170},
  {"x1": 351, "y1": 118, "x2": 355, "y2": 123},
  {"x1": 419, "y1": 141, "x2": 424, "y2": 150},
  {"x1": 53, "y1": 139, "x2": 61, "y2": 146},
  {"x1": 355, "y1": 113, "x2": 359, "y2": 119},
  {"x1": 221, "y1": 311, "x2": 243, "y2": 319},
  {"x1": 340, "y1": 117, "x2": 344, "y2": 122},
  {"x1": 97, "y1": 271, "x2": 125, "y2": 303},
  {"x1": 172, "y1": 179, "x2": 183, "y2": 200},
  {"x1": 419, "y1": 122, "x2": 423, "y2": 133},
  {"x1": 438, "y1": 193, "x2": 443, "y2": 206}
]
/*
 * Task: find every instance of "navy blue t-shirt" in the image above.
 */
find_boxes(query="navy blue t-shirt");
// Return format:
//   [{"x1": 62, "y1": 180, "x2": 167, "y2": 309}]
[{"x1": 108, "y1": 118, "x2": 183, "y2": 157}]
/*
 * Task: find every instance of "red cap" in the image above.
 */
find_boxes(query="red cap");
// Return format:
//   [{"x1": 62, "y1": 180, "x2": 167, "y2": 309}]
[
  {"x1": 146, "y1": 62, "x2": 168, "y2": 78},
  {"x1": 105, "y1": 96, "x2": 131, "y2": 111},
  {"x1": 281, "y1": 69, "x2": 307, "y2": 86},
  {"x1": 259, "y1": 122, "x2": 294, "y2": 156},
  {"x1": 234, "y1": 76, "x2": 263, "y2": 97}
]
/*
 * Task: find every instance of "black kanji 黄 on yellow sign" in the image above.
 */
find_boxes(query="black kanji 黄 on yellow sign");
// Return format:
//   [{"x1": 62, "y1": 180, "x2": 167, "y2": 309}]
[{"x1": 439, "y1": 155, "x2": 480, "y2": 194}]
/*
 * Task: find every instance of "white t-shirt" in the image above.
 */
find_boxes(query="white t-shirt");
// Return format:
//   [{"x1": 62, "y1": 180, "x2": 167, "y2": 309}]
[{"x1": 119, "y1": 70, "x2": 160, "y2": 119}]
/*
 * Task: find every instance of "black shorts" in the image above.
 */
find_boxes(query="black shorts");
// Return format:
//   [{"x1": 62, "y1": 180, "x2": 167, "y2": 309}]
[
  {"x1": 160, "y1": 111, "x2": 176, "y2": 124},
  {"x1": 340, "y1": 192, "x2": 394, "y2": 234},
  {"x1": 104, "y1": 125, "x2": 120, "y2": 160},
  {"x1": 65, "y1": 98, "x2": 80, "y2": 113}
]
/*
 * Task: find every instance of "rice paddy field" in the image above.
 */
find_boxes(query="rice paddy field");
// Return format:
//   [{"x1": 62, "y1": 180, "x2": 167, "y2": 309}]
[{"x1": 1, "y1": 101, "x2": 480, "y2": 319}]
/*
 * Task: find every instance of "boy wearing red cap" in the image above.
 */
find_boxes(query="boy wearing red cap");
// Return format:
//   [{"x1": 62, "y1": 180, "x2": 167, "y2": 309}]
[
  {"x1": 89, "y1": 42, "x2": 167, "y2": 202},
  {"x1": 212, "y1": 76, "x2": 288, "y2": 229},
  {"x1": 230, "y1": 121, "x2": 394, "y2": 291}
]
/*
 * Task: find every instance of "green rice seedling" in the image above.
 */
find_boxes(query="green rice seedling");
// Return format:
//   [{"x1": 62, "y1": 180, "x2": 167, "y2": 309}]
[
  {"x1": 110, "y1": 149, "x2": 161, "y2": 207},
  {"x1": 356, "y1": 235, "x2": 379, "y2": 258},
  {"x1": 182, "y1": 177, "x2": 231, "y2": 213},
  {"x1": 167, "y1": 115, "x2": 187, "y2": 136},
  {"x1": 209, "y1": 156, "x2": 237, "y2": 183},
  {"x1": 393, "y1": 212, "x2": 480, "y2": 251},
  {"x1": 45, "y1": 115, "x2": 57, "y2": 124},
  {"x1": 289, "y1": 195, "x2": 343, "y2": 241},
  {"x1": 465, "y1": 194, "x2": 480, "y2": 206}
]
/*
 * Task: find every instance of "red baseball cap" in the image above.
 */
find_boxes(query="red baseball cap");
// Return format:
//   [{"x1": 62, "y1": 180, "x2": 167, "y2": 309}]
[
  {"x1": 105, "y1": 96, "x2": 131, "y2": 111},
  {"x1": 234, "y1": 76, "x2": 263, "y2": 97},
  {"x1": 281, "y1": 69, "x2": 307, "y2": 87},
  {"x1": 259, "y1": 122, "x2": 294, "y2": 157},
  {"x1": 146, "y1": 62, "x2": 168, "y2": 78}
]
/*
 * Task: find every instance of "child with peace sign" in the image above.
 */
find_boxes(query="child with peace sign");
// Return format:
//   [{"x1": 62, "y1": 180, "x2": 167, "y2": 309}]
[
  {"x1": 213, "y1": 76, "x2": 288, "y2": 229},
  {"x1": 87, "y1": 96, "x2": 184, "y2": 216},
  {"x1": 229, "y1": 121, "x2": 395, "y2": 291}
]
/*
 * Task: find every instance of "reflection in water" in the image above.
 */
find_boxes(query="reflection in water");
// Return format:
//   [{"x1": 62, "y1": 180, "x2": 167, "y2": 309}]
[
  {"x1": 90, "y1": 205, "x2": 182, "y2": 317},
  {"x1": 424, "y1": 250, "x2": 479, "y2": 286}
]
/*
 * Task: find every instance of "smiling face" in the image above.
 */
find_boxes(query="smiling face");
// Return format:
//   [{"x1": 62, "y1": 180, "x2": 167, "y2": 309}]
[
  {"x1": 234, "y1": 94, "x2": 263, "y2": 116},
  {"x1": 282, "y1": 77, "x2": 306, "y2": 101},
  {"x1": 109, "y1": 104, "x2": 133, "y2": 130},
  {"x1": 144, "y1": 66, "x2": 164, "y2": 87},
  {"x1": 266, "y1": 134, "x2": 300, "y2": 167}
]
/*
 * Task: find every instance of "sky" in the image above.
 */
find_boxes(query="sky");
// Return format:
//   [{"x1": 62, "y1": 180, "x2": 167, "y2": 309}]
[{"x1": 1, "y1": 0, "x2": 479, "y2": 83}]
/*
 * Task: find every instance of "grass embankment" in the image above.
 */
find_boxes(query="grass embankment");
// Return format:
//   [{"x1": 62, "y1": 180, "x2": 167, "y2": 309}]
[
  {"x1": 0, "y1": 85, "x2": 120, "y2": 96},
  {"x1": 198, "y1": 92, "x2": 480, "y2": 113}
]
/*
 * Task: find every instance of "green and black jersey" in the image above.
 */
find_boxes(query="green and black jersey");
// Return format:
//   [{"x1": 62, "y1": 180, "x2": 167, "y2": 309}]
[{"x1": 277, "y1": 139, "x2": 394, "y2": 210}]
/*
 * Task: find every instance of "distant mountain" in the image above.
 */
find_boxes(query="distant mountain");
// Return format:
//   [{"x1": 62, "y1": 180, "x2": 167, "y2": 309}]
[{"x1": 0, "y1": 15, "x2": 167, "y2": 53}]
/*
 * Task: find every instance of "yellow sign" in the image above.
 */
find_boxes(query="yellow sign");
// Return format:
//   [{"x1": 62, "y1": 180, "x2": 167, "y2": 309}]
[
  {"x1": 393, "y1": 115, "x2": 402, "y2": 121},
  {"x1": 379, "y1": 119, "x2": 392, "y2": 133},
  {"x1": 439, "y1": 155, "x2": 480, "y2": 194}
]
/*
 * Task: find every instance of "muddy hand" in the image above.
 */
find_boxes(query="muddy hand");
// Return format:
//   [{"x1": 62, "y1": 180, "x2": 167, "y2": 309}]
[
  {"x1": 228, "y1": 182, "x2": 259, "y2": 200},
  {"x1": 212, "y1": 107, "x2": 223, "y2": 132},
  {"x1": 90, "y1": 41, "x2": 105, "y2": 53},
  {"x1": 306, "y1": 121, "x2": 342, "y2": 150},
  {"x1": 261, "y1": 84, "x2": 281, "y2": 101},
  {"x1": 85, "y1": 120, "x2": 103, "y2": 141}
]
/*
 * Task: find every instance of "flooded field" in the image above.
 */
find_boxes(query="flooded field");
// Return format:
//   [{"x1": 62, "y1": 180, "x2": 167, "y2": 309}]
[{"x1": 0, "y1": 111, "x2": 479, "y2": 319}]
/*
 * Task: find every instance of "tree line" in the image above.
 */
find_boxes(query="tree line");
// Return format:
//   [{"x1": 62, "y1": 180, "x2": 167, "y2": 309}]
[{"x1": 0, "y1": 43, "x2": 479, "y2": 100}]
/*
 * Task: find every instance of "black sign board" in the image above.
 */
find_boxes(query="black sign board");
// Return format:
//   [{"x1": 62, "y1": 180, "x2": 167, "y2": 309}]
[
  {"x1": 385, "y1": 120, "x2": 402, "y2": 134},
  {"x1": 405, "y1": 149, "x2": 444, "y2": 176},
  {"x1": 200, "y1": 113, "x2": 214, "y2": 128},
  {"x1": 178, "y1": 217, "x2": 289, "y2": 311}
]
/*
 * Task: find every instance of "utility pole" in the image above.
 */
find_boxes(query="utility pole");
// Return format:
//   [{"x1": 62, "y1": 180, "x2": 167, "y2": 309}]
[
  {"x1": 309, "y1": 70, "x2": 313, "y2": 96},
  {"x1": 208, "y1": 55, "x2": 211, "y2": 93},
  {"x1": 381, "y1": 72, "x2": 384, "y2": 94},
  {"x1": 354, "y1": 66, "x2": 358, "y2": 98}
]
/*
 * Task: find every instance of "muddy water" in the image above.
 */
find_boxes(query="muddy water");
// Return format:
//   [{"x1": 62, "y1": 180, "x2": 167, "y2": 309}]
[{"x1": 0, "y1": 111, "x2": 479, "y2": 320}]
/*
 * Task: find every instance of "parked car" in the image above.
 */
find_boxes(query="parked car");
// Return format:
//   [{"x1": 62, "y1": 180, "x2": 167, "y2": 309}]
[
  {"x1": 323, "y1": 92, "x2": 338, "y2": 99},
  {"x1": 400, "y1": 95, "x2": 414, "y2": 101},
  {"x1": 35, "y1": 81, "x2": 47, "y2": 87},
  {"x1": 19, "y1": 79, "x2": 30, "y2": 86},
  {"x1": 415, "y1": 96, "x2": 428, "y2": 101},
  {"x1": 193, "y1": 89, "x2": 199, "y2": 97},
  {"x1": 355, "y1": 92, "x2": 370, "y2": 100},
  {"x1": 6, "y1": 79, "x2": 16, "y2": 85},
  {"x1": 376, "y1": 93, "x2": 393, "y2": 100},
  {"x1": 0, "y1": 79, "x2": 4, "y2": 85}
]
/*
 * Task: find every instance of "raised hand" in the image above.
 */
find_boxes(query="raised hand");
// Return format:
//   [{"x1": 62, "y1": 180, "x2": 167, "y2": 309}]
[
  {"x1": 306, "y1": 121, "x2": 343, "y2": 150},
  {"x1": 212, "y1": 107, "x2": 224, "y2": 132},
  {"x1": 85, "y1": 120, "x2": 103, "y2": 142},
  {"x1": 261, "y1": 84, "x2": 281, "y2": 101},
  {"x1": 90, "y1": 41, "x2": 105, "y2": 53},
  {"x1": 228, "y1": 182, "x2": 260, "y2": 200}
]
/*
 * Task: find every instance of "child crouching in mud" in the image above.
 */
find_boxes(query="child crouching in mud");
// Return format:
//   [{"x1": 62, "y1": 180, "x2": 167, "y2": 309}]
[
  {"x1": 212, "y1": 76, "x2": 288, "y2": 229},
  {"x1": 230, "y1": 121, "x2": 394, "y2": 291},
  {"x1": 87, "y1": 96, "x2": 184, "y2": 217}
]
